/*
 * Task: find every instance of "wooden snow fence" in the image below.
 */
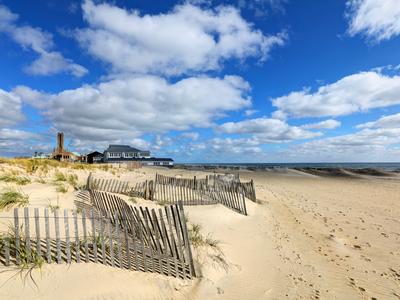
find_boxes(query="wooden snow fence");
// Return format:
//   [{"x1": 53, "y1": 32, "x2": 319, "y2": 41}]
[
  {"x1": 86, "y1": 173, "x2": 154, "y2": 200},
  {"x1": 211, "y1": 175, "x2": 257, "y2": 203},
  {"x1": 153, "y1": 174, "x2": 248, "y2": 215},
  {"x1": 0, "y1": 192, "x2": 195, "y2": 279},
  {"x1": 86, "y1": 172, "x2": 130, "y2": 195}
]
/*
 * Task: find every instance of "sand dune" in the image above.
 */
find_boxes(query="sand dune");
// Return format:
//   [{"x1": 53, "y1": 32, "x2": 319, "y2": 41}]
[{"x1": 0, "y1": 163, "x2": 399, "y2": 299}]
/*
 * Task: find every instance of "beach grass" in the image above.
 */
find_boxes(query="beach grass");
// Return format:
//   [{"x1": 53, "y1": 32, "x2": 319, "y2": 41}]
[
  {"x1": 0, "y1": 188, "x2": 29, "y2": 210},
  {"x1": 0, "y1": 174, "x2": 31, "y2": 185},
  {"x1": 0, "y1": 224, "x2": 45, "y2": 288}
]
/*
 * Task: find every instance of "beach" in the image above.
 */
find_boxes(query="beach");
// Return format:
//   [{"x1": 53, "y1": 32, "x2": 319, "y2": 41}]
[{"x1": 0, "y1": 163, "x2": 399, "y2": 299}]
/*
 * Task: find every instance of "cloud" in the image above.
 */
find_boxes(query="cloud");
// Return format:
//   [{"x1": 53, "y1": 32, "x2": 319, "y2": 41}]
[
  {"x1": 346, "y1": 0, "x2": 400, "y2": 42},
  {"x1": 301, "y1": 119, "x2": 341, "y2": 130},
  {"x1": 356, "y1": 112, "x2": 400, "y2": 129},
  {"x1": 0, "y1": 128, "x2": 45, "y2": 157},
  {"x1": 0, "y1": 5, "x2": 87, "y2": 77},
  {"x1": 77, "y1": 0, "x2": 286, "y2": 76},
  {"x1": 237, "y1": 0, "x2": 287, "y2": 17},
  {"x1": 244, "y1": 109, "x2": 258, "y2": 116},
  {"x1": 180, "y1": 132, "x2": 200, "y2": 140},
  {"x1": 218, "y1": 117, "x2": 322, "y2": 142},
  {"x1": 15, "y1": 75, "x2": 251, "y2": 145},
  {"x1": 283, "y1": 113, "x2": 400, "y2": 161},
  {"x1": 272, "y1": 71, "x2": 400, "y2": 118},
  {"x1": 210, "y1": 137, "x2": 263, "y2": 155},
  {"x1": 0, "y1": 89, "x2": 24, "y2": 126}
]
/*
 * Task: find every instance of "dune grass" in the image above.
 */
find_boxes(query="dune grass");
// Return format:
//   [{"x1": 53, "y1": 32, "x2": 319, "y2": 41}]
[
  {"x1": 0, "y1": 224, "x2": 45, "y2": 288},
  {"x1": 55, "y1": 184, "x2": 68, "y2": 193},
  {"x1": 188, "y1": 222, "x2": 228, "y2": 271},
  {"x1": 0, "y1": 188, "x2": 29, "y2": 210},
  {"x1": 0, "y1": 174, "x2": 31, "y2": 185},
  {"x1": 54, "y1": 171, "x2": 67, "y2": 182}
]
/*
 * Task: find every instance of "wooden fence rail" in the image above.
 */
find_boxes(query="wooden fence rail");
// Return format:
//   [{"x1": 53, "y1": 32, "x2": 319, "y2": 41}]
[
  {"x1": 0, "y1": 194, "x2": 195, "y2": 279},
  {"x1": 86, "y1": 173, "x2": 154, "y2": 200},
  {"x1": 153, "y1": 174, "x2": 248, "y2": 215},
  {"x1": 85, "y1": 172, "x2": 256, "y2": 215}
]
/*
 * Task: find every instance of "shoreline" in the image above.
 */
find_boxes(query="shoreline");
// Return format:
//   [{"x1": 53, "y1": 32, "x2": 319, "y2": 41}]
[{"x1": 174, "y1": 164, "x2": 400, "y2": 177}]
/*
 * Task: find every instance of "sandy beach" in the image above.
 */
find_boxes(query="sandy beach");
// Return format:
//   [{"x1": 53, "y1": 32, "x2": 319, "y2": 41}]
[{"x1": 0, "y1": 163, "x2": 399, "y2": 300}]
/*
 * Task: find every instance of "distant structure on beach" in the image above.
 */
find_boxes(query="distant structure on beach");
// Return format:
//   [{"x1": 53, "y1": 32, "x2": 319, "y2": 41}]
[
  {"x1": 104, "y1": 145, "x2": 150, "y2": 160},
  {"x1": 33, "y1": 132, "x2": 173, "y2": 166},
  {"x1": 101, "y1": 144, "x2": 174, "y2": 167},
  {"x1": 50, "y1": 132, "x2": 85, "y2": 162},
  {"x1": 32, "y1": 151, "x2": 49, "y2": 159}
]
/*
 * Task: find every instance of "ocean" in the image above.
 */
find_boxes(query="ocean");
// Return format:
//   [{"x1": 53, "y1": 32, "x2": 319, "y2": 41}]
[{"x1": 179, "y1": 163, "x2": 400, "y2": 171}]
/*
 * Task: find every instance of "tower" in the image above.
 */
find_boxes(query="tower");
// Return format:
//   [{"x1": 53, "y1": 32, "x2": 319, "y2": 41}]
[{"x1": 57, "y1": 132, "x2": 64, "y2": 153}]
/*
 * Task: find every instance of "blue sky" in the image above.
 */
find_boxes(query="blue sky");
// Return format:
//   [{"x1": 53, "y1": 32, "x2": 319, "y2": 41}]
[{"x1": 1, "y1": 0, "x2": 400, "y2": 162}]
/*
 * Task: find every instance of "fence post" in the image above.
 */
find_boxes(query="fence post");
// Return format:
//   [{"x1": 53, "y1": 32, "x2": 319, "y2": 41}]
[
  {"x1": 86, "y1": 172, "x2": 92, "y2": 190},
  {"x1": 13, "y1": 208, "x2": 20, "y2": 265},
  {"x1": 54, "y1": 209, "x2": 61, "y2": 263},
  {"x1": 24, "y1": 207, "x2": 31, "y2": 262},
  {"x1": 44, "y1": 208, "x2": 51, "y2": 263},
  {"x1": 178, "y1": 201, "x2": 196, "y2": 277},
  {"x1": 34, "y1": 208, "x2": 41, "y2": 258},
  {"x1": 64, "y1": 209, "x2": 71, "y2": 263}
]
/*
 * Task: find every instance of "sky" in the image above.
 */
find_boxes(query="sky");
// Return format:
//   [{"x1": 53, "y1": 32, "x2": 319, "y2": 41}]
[{"x1": 0, "y1": 0, "x2": 400, "y2": 163}]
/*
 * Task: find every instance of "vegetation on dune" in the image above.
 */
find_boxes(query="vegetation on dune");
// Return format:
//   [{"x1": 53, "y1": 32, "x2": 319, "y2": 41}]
[
  {"x1": 55, "y1": 184, "x2": 68, "y2": 193},
  {"x1": 0, "y1": 174, "x2": 31, "y2": 185},
  {"x1": 128, "y1": 197, "x2": 137, "y2": 203},
  {"x1": 0, "y1": 188, "x2": 29, "y2": 210},
  {"x1": 47, "y1": 199, "x2": 60, "y2": 213},
  {"x1": 0, "y1": 224, "x2": 45, "y2": 288},
  {"x1": 35, "y1": 177, "x2": 47, "y2": 184},
  {"x1": 188, "y1": 222, "x2": 228, "y2": 271},
  {"x1": 54, "y1": 171, "x2": 67, "y2": 182}
]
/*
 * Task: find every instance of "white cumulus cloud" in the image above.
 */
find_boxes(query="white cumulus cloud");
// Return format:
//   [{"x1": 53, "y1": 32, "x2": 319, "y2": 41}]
[
  {"x1": 346, "y1": 0, "x2": 400, "y2": 42},
  {"x1": 0, "y1": 5, "x2": 87, "y2": 77},
  {"x1": 14, "y1": 75, "x2": 251, "y2": 145},
  {"x1": 0, "y1": 89, "x2": 24, "y2": 126},
  {"x1": 301, "y1": 119, "x2": 341, "y2": 130},
  {"x1": 218, "y1": 117, "x2": 322, "y2": 142},
  {"x1": 77, "y1": 0, "x2": 286, "y2": 76},
  {"x1": 272, "y1": 71, "x2": 400, "y2": 118}
]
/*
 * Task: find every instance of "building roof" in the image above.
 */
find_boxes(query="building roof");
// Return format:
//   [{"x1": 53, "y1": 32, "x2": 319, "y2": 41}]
[
  {"x1": 105, "y1": 144, "x2": 146, "y2": 153},
  {"x1": 87, "y1": 151, "x2": 103, "y2": 157}
]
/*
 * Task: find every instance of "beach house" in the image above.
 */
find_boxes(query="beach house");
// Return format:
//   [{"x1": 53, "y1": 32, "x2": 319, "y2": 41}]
[{"x1": 102, "y1": 144, "x2": 173, "y2": 166}]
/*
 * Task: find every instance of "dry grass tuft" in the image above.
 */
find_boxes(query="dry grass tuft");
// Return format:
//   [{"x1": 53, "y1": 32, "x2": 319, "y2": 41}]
[
  {"x1": 0, "y1": 188, "x2": 29, "y2": 210},
  {"x1": 0, "y1": 174, "x2": 31, "y2": 185}
]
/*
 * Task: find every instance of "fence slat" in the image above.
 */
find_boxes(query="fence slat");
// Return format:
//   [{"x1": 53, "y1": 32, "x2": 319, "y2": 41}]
[
  {"x1": 44, "y1": 208, "x2": 51, "y2": 263},
  {"x1": 114, "y1": 212, "x2": 122, "y2": 268},
  {"x1": 122, "y1": 211, "x2": 131, "y2": 269},
  {"x1": 64, "y1": 209, "x2": 71, "y2": 263},
  {"x1": 81, "y1": 210, "x2": 89, "y2": 262},
  {"x1": 13, "y1": 208, "x2": 20, "y2": 265},
  {"x1": 3, "y1": 236, "x2": 10, "y2": 266},
  {"x1": 90, "y1": 209, "x2": 98, "y2": 263},
  {"x1": 54, "y1": 209, "x2": 61, "y2": 263},
  {"x1": 107, "y1": 211, "x2": 114, "y2": 267},
  {"x1": 178, "y1": 201, "x2": 195, "y2": 277},
  {"x1": 24, "y1": 207, "x2": 31, "y2": 262},
  {"x1": 73, "y1": 210, "x2": 80, "y2": 263},
  {"x1": 165, "y1": 207, "x2": 179, "y2": 278},
  {"x1": 34, "y1": 208, "x2": 41, "y2": 258}
]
